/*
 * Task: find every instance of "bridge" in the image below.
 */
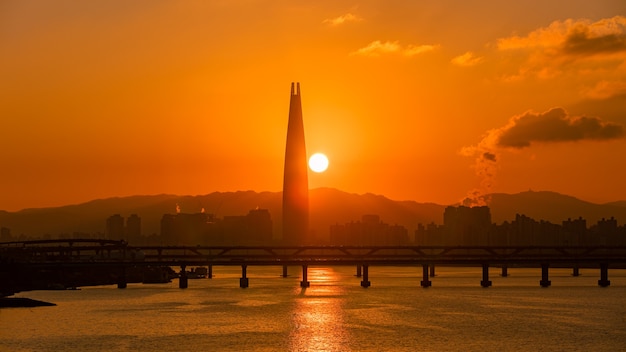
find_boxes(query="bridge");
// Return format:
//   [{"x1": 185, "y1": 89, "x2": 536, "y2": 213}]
[{"x1": 2, "y1": 239, "x2": 626, "y2": 291}]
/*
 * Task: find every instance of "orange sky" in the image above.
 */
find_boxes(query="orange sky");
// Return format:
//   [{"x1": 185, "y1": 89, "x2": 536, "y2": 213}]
[{"x1": 1, "y1": 1, "x2": 625, "y2": 211}]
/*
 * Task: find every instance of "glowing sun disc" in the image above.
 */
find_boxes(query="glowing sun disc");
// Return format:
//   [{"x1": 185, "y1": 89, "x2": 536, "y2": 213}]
[{"x1": 309, "y1": 153, "x2": 329, "y2": 173}]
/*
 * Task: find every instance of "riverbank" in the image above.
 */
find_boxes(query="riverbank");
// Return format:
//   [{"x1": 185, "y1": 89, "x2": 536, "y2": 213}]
[{"x1": 0, "y1": 297, "x2": 56, "y2": 308}]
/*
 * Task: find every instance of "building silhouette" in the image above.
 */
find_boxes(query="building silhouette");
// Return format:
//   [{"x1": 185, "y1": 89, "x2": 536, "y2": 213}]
[
  {"x1": 443, "y1": 206, "x2": 492, "y2": 245},
  {"x1": 126, "y1": 214, "x2": 141, "y2": 241},
  {"x1": 330, "y1": 214, "x2": 409, "y2": 245},
  {"x1": 105, "y1": 214, "x2": 125, "y2": 240},
  {"x1": 222, "y1": 208, "x2": 273, "y2": 244},
  {"x1": 282, "y1": 82, "x2": 309, "y2": 245},
  {"x1": 106, "y1": 214, "x2": 142, "y2": 242},
  {"x1": 416, "y1": 206, "x2": 626, "y2": 247},
  {"x1": 415, "y1": 222, "x2": 444, "y2": 245},
  {"x1": 0, "y1": 227, "x2": 12, "y2": 242},
  {"x1": 590, "y1": 217, "x2": 622, "y2": 246},
  {"x1": 160, "y1": 212, "x2": 217, "y2": 245},
  {"x1": 159, "y1": 209, "x2": 273, "y2": 245}
]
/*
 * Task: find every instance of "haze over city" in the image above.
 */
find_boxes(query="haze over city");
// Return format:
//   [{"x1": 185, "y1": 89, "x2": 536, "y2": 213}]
[{"x1": 2, "y1": 1, "x2": 625, "y2": 212}]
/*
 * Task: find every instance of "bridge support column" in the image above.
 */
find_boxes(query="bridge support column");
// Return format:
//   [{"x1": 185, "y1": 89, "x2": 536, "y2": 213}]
[
  {"x1": 501, "y1": 266, "x2": 508, "y2": 277},
  {"x1": 540, "y1": 263, "x2": 551, "y2": 287},
  {"x1": 179, "y1": 265, "x2": 188, "y2": 289},
  {"x1": 240, "y1": 265, "x2": 249, "y2": 288},
  {"x1": 429, "y1": 265, "x2": 436, "y2": 277},
  {"x1": 355, "y1": 265, "x2": 362, "y2": 277},
  {"x1": 421, "y1": 264, "x2": 431, "y2": 288},
  {"x1": 572, "y1": 265, "x2": 580, "y2": 277},
  {"x1": 481, "y1": 264, "x2": 492, "y2": 287},
  {"x1": 117, "y1": 267, "x2": 127, "y2": 289},
  {"x1": 360, "y1": 265, "x2": 371, "y2": 288},
  {"x1": 208, "y1": 265, "x2": 213, "y2": 279},
  {"x1": 300, "y1": 265, "x2": 310, "y2": 288},
  {"x1": 282, "y1": 265, "x2": 288, "y2": 278},
  {"x1": 598, "y1": 263, "x2": 610, "y2": 287}
]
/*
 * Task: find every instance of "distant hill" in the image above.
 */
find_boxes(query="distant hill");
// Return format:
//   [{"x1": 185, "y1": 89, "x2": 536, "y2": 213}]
[
  {"x1": 488, "y1": 191, "x2": 626, "y2": 225},
  {"x1": 605, "y1": 200, "x2": 626, "y2": 208},
  {"x1": 310, "y1": 188, "x2": 444, "y2": 240},
  {"x1": 1, "y1": 188, "x2": 625, "y2": 240}
]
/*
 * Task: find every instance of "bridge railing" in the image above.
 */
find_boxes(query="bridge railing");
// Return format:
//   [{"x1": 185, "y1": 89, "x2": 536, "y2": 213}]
[
  {"x1": 0, "y1": 239, "x2": 139, "y2": 263},
  {"x1": 136, "y1": 245, "x2": 626, "y2": 265},
  {"x1": 4, "y1": 240, "x2": 626, "y2": 265}
]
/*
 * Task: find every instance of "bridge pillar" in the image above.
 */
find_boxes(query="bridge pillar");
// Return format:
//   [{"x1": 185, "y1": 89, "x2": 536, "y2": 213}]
[
  {"x1": 421, "y1": 264, "x2": 431, "y2": 288},
  {"x1": 179, "y1": 265, "x2": 188, "y2": 289},
  {"x1": 361, "y1": 265, "x2": 371, "y2": 288},
  {"x1": 355, "y1": 265, "x2": 362, "y2": 277},
  {"x1": 282, "y1": 265, "x2": 288, "y2": 278},
  {"x1": 481, "y1": 264, "x2": 492, "y2": 287},
  {"x1": 501, "y1": 266, "x2": 508, "y2": 277},
  {"x1": 598, "y1": 263, "x2": 610, "y2": 287},
  {"x1": 429, "y1": 265, "x2": 436, "y2": 277},
  {"x1": 117, "y1": 267, "x2": 127, "y2": 289},
  {"x1": 208, "y1": 265, "x2": 213, "y2": 279},
  {"x1": 240, "y1": 265, "x2": 249, "y2": 288},
  {"x1": 540, "y1": 263, "x2": 551, "y2": 287},
  {"x1": 300, "y1": 265, "x2": 310, "y2": 288},
  {"x1": 572, "y1": 265, "x2": 580, "y2": 277}
]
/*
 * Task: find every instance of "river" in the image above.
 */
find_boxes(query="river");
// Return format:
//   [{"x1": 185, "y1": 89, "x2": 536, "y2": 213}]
[{"x1": 2, "y1": 266, "x2": 626, "y2": 351}]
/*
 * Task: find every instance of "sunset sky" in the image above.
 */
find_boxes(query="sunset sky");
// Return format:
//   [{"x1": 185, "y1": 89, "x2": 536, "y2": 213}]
[{"x1": 2, "y1": 1, "x2": 625, "y2": 211}]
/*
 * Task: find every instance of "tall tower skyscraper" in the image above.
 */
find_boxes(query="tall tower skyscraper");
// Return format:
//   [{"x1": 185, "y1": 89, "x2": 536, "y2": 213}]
[{"x1": 282, "y1": 82, "x2": 309, "y2": 245}]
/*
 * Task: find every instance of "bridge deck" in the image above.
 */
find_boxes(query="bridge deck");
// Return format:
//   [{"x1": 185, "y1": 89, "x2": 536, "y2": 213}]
[
  {"x1": 3, "y1": 240, "x2": 626, "y2": 267},
  {"x1": 3, "y1": 240, "x2": 624, "y2": 290}
]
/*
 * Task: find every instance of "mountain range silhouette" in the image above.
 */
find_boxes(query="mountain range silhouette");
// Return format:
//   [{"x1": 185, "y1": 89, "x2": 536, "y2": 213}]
[{"x1": 1, "y1": 188, "x2": 625, "y2": 240}]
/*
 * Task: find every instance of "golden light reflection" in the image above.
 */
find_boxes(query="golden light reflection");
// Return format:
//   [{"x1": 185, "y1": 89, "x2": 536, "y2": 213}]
[{"x1": 288, "y1": 267, "x2": 351, "y2": 351}]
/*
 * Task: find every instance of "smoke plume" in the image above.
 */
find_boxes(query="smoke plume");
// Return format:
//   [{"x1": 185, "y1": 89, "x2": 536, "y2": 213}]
[{"x1": 462, "y1": 107, "x2": 625, "y2": 205}]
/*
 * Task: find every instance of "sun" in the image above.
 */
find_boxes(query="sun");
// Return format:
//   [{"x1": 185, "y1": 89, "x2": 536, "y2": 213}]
[{"x1": 308, "y1": 153, "x2": 329, "y2": 173}]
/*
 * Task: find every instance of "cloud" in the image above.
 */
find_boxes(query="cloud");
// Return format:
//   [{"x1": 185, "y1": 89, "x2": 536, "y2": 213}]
[
  {"x1": 482, "y1": 152, "x2": 496, "y2": 162},
  {"x1": 497, "y1": 16, "x2": 626, "y2": 52},
  {"x1": 495, "y1": 107, "x2": 624, "y2": 148},
  {"x1": 496, "y1": 16, "x2": 626, "y2": 80},
  {"x1": 352, "y1": 41, "x2": 439, "y2": 57},
  {"x1": 563, "y1": 24, "x2": 626, "y2": 55},
  {"x1": 404, "y1": 44, "x2": 439, "y2": 57},
  {"x1": 323, "y1": 13, "x2": 362, "y2": 26},
  {"x1": 461, "y1": 107, "x2": 625, "y2": 205},
  {"x1": 583, "y1": 80, "x2": 626, "y2": 100},
  {"x1": 353, "y1": 40, "x2": 401, "y2": 56},
  {"x1": 451, "y1": 51, "x2": 483, "y2": 66}
]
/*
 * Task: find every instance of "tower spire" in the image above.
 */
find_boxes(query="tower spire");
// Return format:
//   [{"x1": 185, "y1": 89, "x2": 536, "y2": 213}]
[{"x1": 282, "y1": 82, "x2": 309, "y2": 245}]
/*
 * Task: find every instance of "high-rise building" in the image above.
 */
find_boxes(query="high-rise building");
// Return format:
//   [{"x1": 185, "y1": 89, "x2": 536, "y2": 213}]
[
  {"x1": 282, "y1": 82, "x2": 309, "y2": 245},
  {"x1": 105, "y1": 214, "x2": 142, "y2": 242},
  {"x1": 160, "y1": 212, "x2": 216, "y2": 245},
  {"x1": 443, "y1": 206, "x2": 492, "y2": 245},
  {"x1": 106, "y1": 214, "x2": 125, "y2": 240},
  {"x1": 126, "y1": 214, "x2": 141, "y2": 239}
]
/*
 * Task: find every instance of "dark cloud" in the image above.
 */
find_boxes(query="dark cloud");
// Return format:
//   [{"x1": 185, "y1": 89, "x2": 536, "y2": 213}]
[
  {"x1": 563, "y1": 28, "x2": 626, "y2": 55},
  {"x1": 496, "y1": 107, "x2": 625, "y2": 148},
  {"x1": 461, "y1": 106, "x2": 624, "y2": 206},
  {"x1": 482, "y1": 152, "x2": 496, "y2": 162},
  {"x1": 570, "y1": 93, "x2": 626, "y2": 123},
  {"x1": 496, "y1": 16, "x2": 626, "y2": 80}
]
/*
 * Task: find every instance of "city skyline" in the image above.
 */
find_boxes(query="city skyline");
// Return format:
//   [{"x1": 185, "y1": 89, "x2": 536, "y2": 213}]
[{"x1": 2, "y1": 1, "x2": 626, "y2": 212}]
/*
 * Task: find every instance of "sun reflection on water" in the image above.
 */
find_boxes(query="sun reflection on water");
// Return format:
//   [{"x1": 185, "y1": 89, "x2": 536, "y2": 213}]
[{"x1": 288, "y1": 267, "x2": 352, "y2": 351}]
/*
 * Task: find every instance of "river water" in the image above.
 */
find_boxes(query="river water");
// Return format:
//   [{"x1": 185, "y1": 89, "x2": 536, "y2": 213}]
[{"x1": 2, "y1": 266, "x2": 626, "y2": 351}]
